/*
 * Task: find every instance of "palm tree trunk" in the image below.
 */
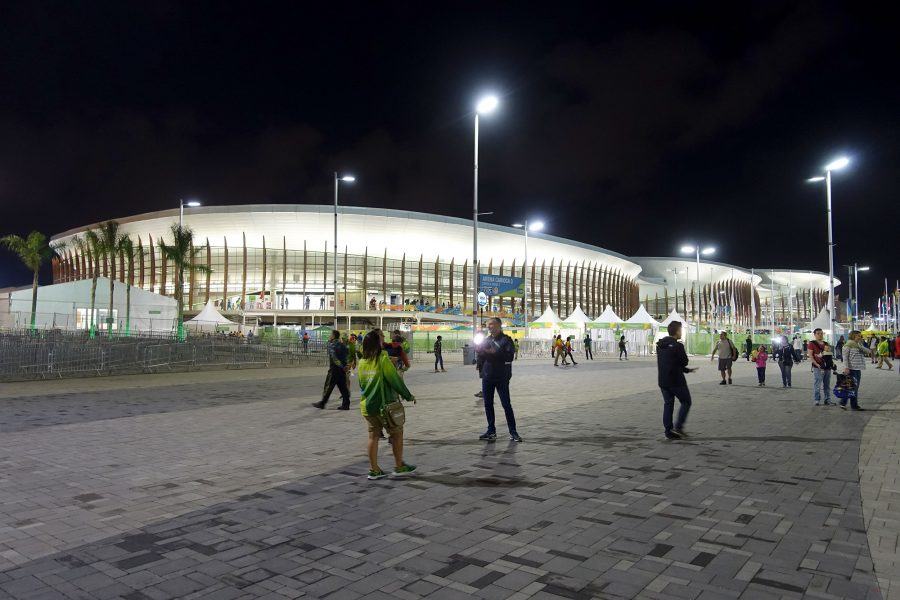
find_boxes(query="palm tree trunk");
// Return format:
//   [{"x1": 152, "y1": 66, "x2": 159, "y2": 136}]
[
  {"x1": 30, "y1": 269, "x2": 39, "y2": 330},
  {"x1": 90, "y1": 268, "x2": 98, "y2": 336},
  {"x1": 126, "y1": 283, "x2": 131, "y2": 336},
  {"x1": 176, "y1": 266, "x2": 185, "y2": 341},
  {"x1": 108, "y1": 256, "x2": 115, "y2": 335}
]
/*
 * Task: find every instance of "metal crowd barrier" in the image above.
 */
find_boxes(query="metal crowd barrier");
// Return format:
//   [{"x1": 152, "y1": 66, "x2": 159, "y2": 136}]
[{"x1": 0, "y1": 330, "x2": 327, "y2": 382}]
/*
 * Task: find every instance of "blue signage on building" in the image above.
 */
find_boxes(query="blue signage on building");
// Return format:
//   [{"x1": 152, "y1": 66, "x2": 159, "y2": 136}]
[{"x1": 479, "y1": 274, "x2": 525, "y2": 297}]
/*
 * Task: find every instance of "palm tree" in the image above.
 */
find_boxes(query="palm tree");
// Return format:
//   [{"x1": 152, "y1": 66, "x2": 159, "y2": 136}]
[
  {"x1": 82, "y1": 230, "x2": 103, "y2": 336},
  {"x1": 158, "y1": 224, "x2": 209, "y2": 340},
  {"x1": 0, "y1": 231, "x2": 54, "y2": 330},
  {"x1": 119, "y1": 237, "x2": 135, "y2": 335},
  {"x1": 96, "y1": 221, "x2": 127, "y2": 335}
]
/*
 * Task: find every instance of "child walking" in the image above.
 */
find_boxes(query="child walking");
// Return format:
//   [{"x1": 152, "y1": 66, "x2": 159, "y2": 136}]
[{"x1": 755, "y1": 345, "x2": 768, "y2": 386}]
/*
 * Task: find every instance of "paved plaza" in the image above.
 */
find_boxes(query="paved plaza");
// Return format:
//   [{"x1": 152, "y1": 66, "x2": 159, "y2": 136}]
[{"x1": 0, "y1": 354, "x2": 898, "y2": 599}]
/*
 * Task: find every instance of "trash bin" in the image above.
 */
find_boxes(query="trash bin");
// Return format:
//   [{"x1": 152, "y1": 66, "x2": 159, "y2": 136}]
[{"x1": 462, "y1": 344, "x2": 477, "y2": 365}]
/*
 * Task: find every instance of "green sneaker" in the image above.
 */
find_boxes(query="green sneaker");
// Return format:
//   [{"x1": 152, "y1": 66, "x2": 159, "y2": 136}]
[
  {"x1": 367, "y1": 470, "x2": 387, "y2": 480},
  {"x1": 392, "y1": 464, "x2": 417, "y2": 477}
]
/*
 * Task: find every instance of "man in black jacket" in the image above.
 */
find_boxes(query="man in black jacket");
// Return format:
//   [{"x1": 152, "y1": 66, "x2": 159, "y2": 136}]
[
  {"x1": 476, "y1": 318, "x2": 522, "y2": 442},
  {"x1": 657, "y1": 321, "x2": 697, "y2": 439}
]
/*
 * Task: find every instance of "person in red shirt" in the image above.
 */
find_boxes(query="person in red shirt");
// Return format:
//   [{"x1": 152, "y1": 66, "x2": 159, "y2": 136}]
[{"x1": 808, "y1": 328, "x2": 832, "y2": 406}]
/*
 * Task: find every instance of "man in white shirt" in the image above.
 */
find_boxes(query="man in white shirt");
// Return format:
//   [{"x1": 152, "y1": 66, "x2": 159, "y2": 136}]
[{"x1": 710, "y1": 331, "x2": 736, "y2": 385}]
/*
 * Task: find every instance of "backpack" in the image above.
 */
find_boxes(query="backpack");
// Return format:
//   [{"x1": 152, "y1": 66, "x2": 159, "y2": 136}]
[{"x1": 727, "y1": 339, "x2": 738, "y2": 361}]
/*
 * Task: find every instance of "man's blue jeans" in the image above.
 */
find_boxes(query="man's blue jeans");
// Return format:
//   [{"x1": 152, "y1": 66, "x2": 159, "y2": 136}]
[
  {"x1": 660, "y1": 386, "x2": 691, "y2": 432},
  {"x1": 812, "y1": 367, "x2": 832, "y2": 404},
  {"x1": 840, "y1": 370, "x2": 861, "y2": 409},
  {"x1": 482, "y1": 379, "x2": 518, "y2": 435}
]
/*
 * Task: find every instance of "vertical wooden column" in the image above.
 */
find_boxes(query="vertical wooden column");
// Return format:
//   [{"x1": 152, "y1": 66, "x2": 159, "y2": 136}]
[
  {"x1": 137, "y1": 237, "x2": 145, "y2": 289},
  {"x1": 240, "y1": 233, "x2": 247, "y2": 309},
  {"x1": 530, "y1": 259, "x2": 536, "y2": 317},
  {"x1": 449, "y1": 259, "x2": 455, "y2": 307},
  {"x1": 343, "y1": 244, "x2": 348, "y2": 309},
  {"x1": 188, "y1": 241, "x2": 195, "y2": 309},
  {"x1": 323, "y1": 241, "x2": 327, "y2": 300},
  {"x1": 434, "y1": 256, "x2": 440, "y2": 307},
  {"x1": 205, "y1": 239, "x2": 211, "y2": 304},
  {"x1": 399, "y1": 252, "x2": 405, "y2": 304},
  {"x1": 548, "y1": 259, "x2": 555, "y2": 310},
  {"x1": 222, "y1": 238, "x2": 229, "y2": 306},
  {"x1": 540, "y1": 260, "x2": 546, "y2": 313},
  {"x1": 382, "y1": 250, "x2": 387, "y2": 305},
  {"x1": 281, "y1": 236, "x2": 287, "y2": 307},
  {"x1": 362, "y1": 247, "x2": 368, "y2": 303},
  {"x1": 417, "y1": 254, "x2": 423, "y2": 304},
  {"x1": 148, "y1": 235, "x2": 156, "y2": 293},
  {"x1": 462, "y1": 260, "x2": 468, "y2": 310},
  {"x1": 563, "y1": 262, "x2": 570, "y2": 316},
  {"x1": 302, "y1": 241, "x2": 307, "y2": 296},
  {"x1": 261, "y1": 236, "x2": 267, "y2": 303}
]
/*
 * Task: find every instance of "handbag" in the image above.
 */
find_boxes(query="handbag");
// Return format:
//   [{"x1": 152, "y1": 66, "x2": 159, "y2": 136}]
[{"x1": 383, "y1": 400, "x2": 406, "y2": 429}]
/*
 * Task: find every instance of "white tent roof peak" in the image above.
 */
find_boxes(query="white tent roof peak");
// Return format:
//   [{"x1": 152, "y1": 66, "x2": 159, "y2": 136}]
[
  {"x1": 626, "y1": 304, "x2": 660, "y2": 326},
  {"x1": 593, "y1": 305, "x2": 622, "y2": 324},
  {"x1": 186, "y1": 300, "x2": 236, "y2": 326},
  {"x1": 567, "y1": 305, "x2": 592, "y2": 324},
  {"x1": 532, "y1": 306, "x2": 561, "y2": 324},
  {"x1": 660, "y1": 309, "x2": 688, "y2": 327}
]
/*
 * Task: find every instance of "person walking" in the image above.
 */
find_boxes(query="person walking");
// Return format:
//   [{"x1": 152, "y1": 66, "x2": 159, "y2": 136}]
[
  {"x1": 385, "y1": 332, "x2": 411, "y2": 376},
  {"x1": 808, "y1": 328, "x2": 833, "y2": 406},
  {"x1": 745, "y1": 335, "x2": 753, "y2": 361},
  {"x1": 656, "y1": 321, "x2": 697, "y2": 440},
  {"x1": 553, "y1": 334, "x2": 567, "y2": 366},
  {"x1": 513, "y1": 338, "x2": 520, "y2": 360},
  {"x1": 433, "y1": 335, "x2": 445, "y2": 372},
  {"x1": 618, "y1": 335, "x2": 628, "y2": 360},
  {"x1": 347, "y1": 333, "x2": 359, "y2": 373},
  {"x1": 710, "y1": 331, "x2": 737, "y2": 385},
  {"x1": 301, "y1": 330, "x2": 310, "y2": 354},
  {"x1": 476, "y1": 317, "x2": 522, "y2": 442},
  {"x1": 792, "y1": 335, "x2": 804, "y2": 362},
  {"x1": 584, "y1": 333, "x2": 594, "y2": 360},
  {"x1": 357, "y1": 329, "x2": 417, "y2": 479},
  {"x1": 876, "y1": 337, "x2": 894, "y2": 370},
  {"x1": 313, "y1": 330, "x2": 351, "y2": 410},
  {"x1": 836, "y1": 335, "x2": 845, "y2": 362},
  {"x1": 841, "y1": 330, "x2": 872, "y2": 411},
  {"x1": 778, "y1": 337, "x2": 794, "y2": 387},
  {"x1": 754, "y1": 345, "x2": 768, "y2": 386},
  {"x1": 565, "y1": 336, "x2": 578, "y2": 366}
]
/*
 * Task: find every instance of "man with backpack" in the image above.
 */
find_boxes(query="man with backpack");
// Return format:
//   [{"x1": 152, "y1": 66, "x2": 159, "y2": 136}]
[
  {"x1": 808, "y1": 328, "x2": 833, "y2": 406},
  {"x1": 710, "y1": 331, "x2": 737, "y2": 385}
]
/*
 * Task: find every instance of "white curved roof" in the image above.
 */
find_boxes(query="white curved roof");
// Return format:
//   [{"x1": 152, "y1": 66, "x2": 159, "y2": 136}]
[
  {"x1": 755, "y1": 269, "x2": 839, "y2": 290},
  {"x1": 631, "y1": 257, "x2": 761, "y2": 292},
  {"x1": 52, "y1": 205, "x2": 643, "y2": 277}
]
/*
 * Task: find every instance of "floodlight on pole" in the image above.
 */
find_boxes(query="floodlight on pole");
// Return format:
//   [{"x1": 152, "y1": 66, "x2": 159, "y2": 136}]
[
  {"x1": 179, "y1": 198, "x2": 201, "y2": 226},
  {"x1": 334, "y1": 173, "x2": 356, "y2": 325},
  {"x1": 472, "y1": 94, "x2": 500, "y2": 339},
  {"x1": 680, "y1": 243, "x2": 716, "y2": 354},
  {"x1": 512, "y1": 218, "x2": 545, "y2": 337},
  {"x1": 807, "y1": 155, "x2": 851, "y2": 340}
]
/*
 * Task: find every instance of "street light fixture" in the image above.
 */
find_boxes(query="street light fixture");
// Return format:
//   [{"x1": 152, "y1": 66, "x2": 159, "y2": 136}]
[
  {"x1": 334, "y1": 172, "x2": 356, "y2": 325},
  {"x1": 179, "y1": 199, "x2": 201, "y2": 227},
  {"x1": 843, "y1": 263, "x2": 870, "y2": 329},
  {"x1": 512, "y1": 220, "x2": 544, "y2": 338},
  {"x1": 680, "y1": 244, "x2": 715, "y2": 354},
  {"x1": 472, "y1": 94, "x2": 499, "y2": 338},
  {"x1": 807, "y1": 155, "x2": 850, "y2": 339}
]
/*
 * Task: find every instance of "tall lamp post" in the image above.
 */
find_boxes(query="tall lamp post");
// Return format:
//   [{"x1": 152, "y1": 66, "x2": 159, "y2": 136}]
[
  {"x1": 472, "y1": 94, "x2": 499, "y2": 337},
  {"x1": 179, "y1": 199, "x2": 201, "y2": 227},
  {"x1": 807, "y1": 156, "x2": 850, "y2": 340},
  {"x1": 843, "y1": 263, "x2": 869, "y2": 329},
  {"x1": 512, "y1": 219, "x2": 544, "y2": 338},
  {"x1": 680, "y1": 245, "x2": 715, "y2": 354},
  {"x1": 333, "y1": 173, "x2": 356, "y2": 326},
  {"x1": 666, "y1": 268, "x2": 685, "y2": 314}
]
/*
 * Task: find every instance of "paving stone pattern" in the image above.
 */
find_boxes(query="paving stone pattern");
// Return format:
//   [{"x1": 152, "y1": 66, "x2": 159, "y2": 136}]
[{"x1": 0, "y1": 356, "x2": 897, "y2": 599}]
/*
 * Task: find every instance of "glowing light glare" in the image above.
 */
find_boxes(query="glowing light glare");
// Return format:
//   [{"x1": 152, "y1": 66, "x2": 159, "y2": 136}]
[
  {"x1": 476, "y1": 95, "x2": 499, "y2": 114},
  {"x1": 825, "y1": 157, "x2": 850, "y2": 171},
  {"x1": 529, "y1": 221, "x2": 545, "y2": 232},
  {"x1": 680, "y1": 245, "x2": 696, "y2": 254},
  {"x1": 701, "y1": 247, "x2": 715, "y2": 255},
  {"x1": 473, "y1": 333, "x2": 485, "y2": 345},
  {"x1": 340, "y1": 175, "x2": 356, "y2": 182},
  {"x1": 858, "y1": 266, "x2": 871, "y2": 271},
  {"x1": 807, "y1": 176, "x2": 826, "y2": 183},
  {"x1": 185, "y1": 200, "x2": 201, "y2": 207}
]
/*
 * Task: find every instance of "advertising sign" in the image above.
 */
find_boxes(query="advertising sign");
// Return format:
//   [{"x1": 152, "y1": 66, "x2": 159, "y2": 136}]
[{"x1": 479, "y1": 274, "x2": 524, "y2": 298}]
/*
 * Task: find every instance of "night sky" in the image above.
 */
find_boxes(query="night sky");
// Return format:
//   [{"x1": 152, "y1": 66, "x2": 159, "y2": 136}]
[{"x1": 1, "y1": 1, "x2": 897, "y2": 309}]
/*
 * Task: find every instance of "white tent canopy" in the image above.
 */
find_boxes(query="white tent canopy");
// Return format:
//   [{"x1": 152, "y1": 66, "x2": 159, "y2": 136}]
[
  {"x1": 531, "y1": 306, "x2": 561, "y2": 325},
  {"x1": 186, "y1": 300, "x2": 237, "y2": 330},
  {"x1": 660, "y1": 309, "x2": 688, "y2": 328},
  {"x1": 592, "y1": 305, "x2": 623, "y2": 326},
  {"x1": 625, "y1": 304, "x2": 660, "y2": 326},
  {"x1": 566, "y1": 305, "x2": 592, "y2": 324},
  {"x1": 808, "y1": 306, "x2": 844, "y2": 337}
]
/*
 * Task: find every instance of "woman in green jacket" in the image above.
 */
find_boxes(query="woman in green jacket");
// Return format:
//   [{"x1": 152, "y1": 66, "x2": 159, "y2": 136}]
[{"x1": 358, "y1": 329, "x2": 417, "y2": 480}]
